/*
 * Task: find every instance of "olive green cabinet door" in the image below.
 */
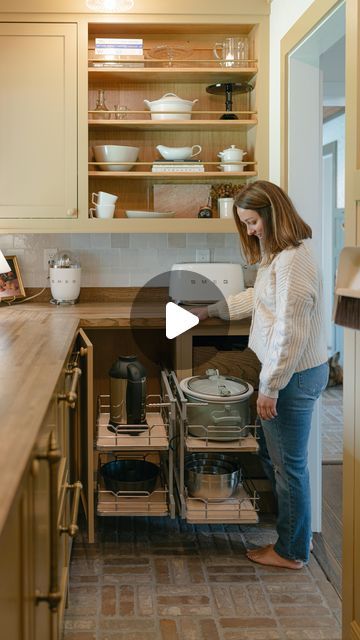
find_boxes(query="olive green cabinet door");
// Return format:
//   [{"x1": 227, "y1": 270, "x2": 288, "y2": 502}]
[{"x1": 0, "y1": 23, "x2": 77, "y2": 219}]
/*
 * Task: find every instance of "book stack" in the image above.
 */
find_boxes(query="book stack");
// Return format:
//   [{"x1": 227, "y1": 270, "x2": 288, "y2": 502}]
[
  {"x1": 93, "y1": 38, "x2": 144, "y2": 67},
  {"x1": 152, "y1": 162, "x2": 205, "y2": 173}
]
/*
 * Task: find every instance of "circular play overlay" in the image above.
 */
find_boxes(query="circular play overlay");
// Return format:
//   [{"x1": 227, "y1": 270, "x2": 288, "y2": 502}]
[{"x1": 129, "y1": 269, "x2": 231, "y2": 368}]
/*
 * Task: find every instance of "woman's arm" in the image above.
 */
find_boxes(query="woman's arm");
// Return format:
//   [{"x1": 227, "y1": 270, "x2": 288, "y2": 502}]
[{"x1": 192, "y1": 287, "x2": 255, "y2": 321}]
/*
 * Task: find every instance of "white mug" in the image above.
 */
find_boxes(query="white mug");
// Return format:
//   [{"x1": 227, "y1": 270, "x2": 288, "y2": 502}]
[
  {"x1": 92, "y1": 191, "x2": 118, "y2": 205},
  {"x1": 218, "y1": 197, "x2": 235, "y2": 219},
  {"x1": 89, "y1": 203, "x2": 115, "y2": 219}
]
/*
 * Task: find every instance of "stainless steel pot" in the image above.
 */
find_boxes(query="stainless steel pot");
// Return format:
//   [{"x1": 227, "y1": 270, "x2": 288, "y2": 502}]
[
  {"x1": 185, "y1": 464, "x2": 241, "y2": 499},
  {"x1": 180, "y1": 369, "x2": 253, "y2": 441}
]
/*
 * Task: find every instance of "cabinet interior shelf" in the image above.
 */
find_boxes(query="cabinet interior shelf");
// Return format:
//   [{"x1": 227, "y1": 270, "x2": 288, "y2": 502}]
[
  {"x1": 88, "y1": 171, "x2": 257, "y2": 178},
  {"x1": 88, "y1": 118, "x2": 257, "y2": 131},
  {"x1": 88, "y1": 66, "x2": 257, "y2": 83}
]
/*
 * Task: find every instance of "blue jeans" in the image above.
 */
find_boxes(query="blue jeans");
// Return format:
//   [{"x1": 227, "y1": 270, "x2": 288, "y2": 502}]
[{"x1": 258, "y1": 362, "x2": 329, "y2": 563}]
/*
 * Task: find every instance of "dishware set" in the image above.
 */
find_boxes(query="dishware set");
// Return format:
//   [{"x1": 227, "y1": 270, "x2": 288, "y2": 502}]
[
  {"x1": 91, "y1": 143, "x2": 247, "y2": 173},
  {"x1": 89, "y1": 191, "x2": 118, "y2": 218},
  {"x1": 90, "y1": 37, "x2": 251, "y2": 218},
  {"x1": 217, "y1": 144, "x2": 247, "y2": 172}
]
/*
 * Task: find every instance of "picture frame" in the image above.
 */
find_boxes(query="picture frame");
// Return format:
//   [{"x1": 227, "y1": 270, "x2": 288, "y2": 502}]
[{"x1": 0, "y1": 255, "x2": 26, "y2": 301}]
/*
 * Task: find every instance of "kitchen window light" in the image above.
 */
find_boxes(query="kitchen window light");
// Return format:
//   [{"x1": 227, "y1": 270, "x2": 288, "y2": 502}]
[{"x1": 86, "y1": 0, "x2": 134, "y2": 11}]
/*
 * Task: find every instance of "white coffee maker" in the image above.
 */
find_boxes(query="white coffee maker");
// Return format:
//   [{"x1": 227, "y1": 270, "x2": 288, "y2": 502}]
[{"x1": 49, "y1": 251, "x2": 81, "y2": 305}]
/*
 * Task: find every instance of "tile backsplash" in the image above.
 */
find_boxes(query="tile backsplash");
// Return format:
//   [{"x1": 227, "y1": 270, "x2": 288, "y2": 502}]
[{"x1": 0, "y1": 233, "x2": 257, "y2": 288}]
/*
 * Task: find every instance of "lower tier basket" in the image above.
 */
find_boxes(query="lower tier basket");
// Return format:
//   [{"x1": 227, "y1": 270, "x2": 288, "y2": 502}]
[
  {"x1": 97, "y1": 453, "x2": 170, "y2": 517},
  {"x1": 184, "y1": 479, "x2": 259, "y2": 524}
]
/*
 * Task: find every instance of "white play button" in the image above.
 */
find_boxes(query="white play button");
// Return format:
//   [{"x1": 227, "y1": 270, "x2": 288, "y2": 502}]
[{"x1": 165, "y1": 302, "x2": 199, "y2": 339}]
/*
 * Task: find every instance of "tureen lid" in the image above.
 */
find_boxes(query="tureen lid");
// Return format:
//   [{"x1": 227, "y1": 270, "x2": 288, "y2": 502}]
[{"x1": 223, "y1": 145, "x2": 242, "y2": 152}]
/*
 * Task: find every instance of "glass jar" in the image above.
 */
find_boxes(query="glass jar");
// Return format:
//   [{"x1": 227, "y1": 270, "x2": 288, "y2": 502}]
[{"x1": 93, "y1": 89, "x2": 110, "y2": 120}]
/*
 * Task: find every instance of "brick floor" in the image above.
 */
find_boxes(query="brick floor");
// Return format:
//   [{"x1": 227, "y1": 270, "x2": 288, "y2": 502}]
[{"x1": 62, "y1": 517, "x2": 341, "y2": 640}]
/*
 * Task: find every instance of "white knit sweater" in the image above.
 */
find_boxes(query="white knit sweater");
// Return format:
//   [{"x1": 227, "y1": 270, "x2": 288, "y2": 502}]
[{"x1": 208, "y1": 240, "x2": 328, "y2": 398}]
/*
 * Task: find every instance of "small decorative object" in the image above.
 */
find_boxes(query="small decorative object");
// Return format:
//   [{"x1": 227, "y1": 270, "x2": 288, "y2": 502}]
[
  {"x1": 114, "y1": 104, "x2": 128, "y2": 119},
  {"x1": 210, "y1": 183, "x2": 241, "y2": 200},
  {"x1": 0, "y1": 255, "x2": 25, "y2": 301},
  {"x1": 93, "y1": 89, "x2": 110, "y2": 120},
  {"x1": 206, "y1": 81, "x2": 254, "y2": 119},
  {"x1": 197, "y1": 203, "x2": 213, "y2": 218}
]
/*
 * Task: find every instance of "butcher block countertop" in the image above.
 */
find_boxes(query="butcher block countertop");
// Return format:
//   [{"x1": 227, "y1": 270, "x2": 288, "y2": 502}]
[{"x1": 0, "y1": 302, "x2": 250, "y2": 535}]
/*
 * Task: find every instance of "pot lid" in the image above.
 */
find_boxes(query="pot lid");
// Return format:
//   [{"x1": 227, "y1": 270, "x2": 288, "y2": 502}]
[{"x1": 180, "y1": 368, "x2": 252, "y2": 402}]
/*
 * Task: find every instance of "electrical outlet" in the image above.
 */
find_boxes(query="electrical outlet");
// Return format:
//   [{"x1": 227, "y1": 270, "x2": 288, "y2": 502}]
[
  {"x1": 43, "y1": 248, "x2": 57, "y2": 271},
  {"x1": 196, "y1": 249, "x2": 210, "y2": 263}
]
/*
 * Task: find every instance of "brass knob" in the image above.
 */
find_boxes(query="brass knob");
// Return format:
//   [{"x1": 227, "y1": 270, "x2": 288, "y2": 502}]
[{"x1": 66, "y1": 208, "x2": 77, "y2": 217}]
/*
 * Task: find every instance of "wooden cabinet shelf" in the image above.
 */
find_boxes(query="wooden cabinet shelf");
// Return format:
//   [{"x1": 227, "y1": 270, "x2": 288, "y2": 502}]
[
  {"x1": 88, "y1": 118, "x2": 257, "y2": 131},
  {"x1": 87, "y1": 20, "x2": 267, "y2": 231},
  {"x1": 88, "y1": 66, "x2": 257, "y2": 83},
  {"x1": 88, "y1": 170, "x2": 257, "y2": 179}
]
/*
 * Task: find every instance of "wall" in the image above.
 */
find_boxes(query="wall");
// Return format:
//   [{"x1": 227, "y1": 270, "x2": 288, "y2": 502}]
[
  {"x1": 323, "y1": 111, "x2": 345, "y2": 208},
  {"x1": 268, "y1": 0, "x2": 315, "y2": 184},
  {"x1": 0, "y1": 233, "x2": 259, "y2": 289}
]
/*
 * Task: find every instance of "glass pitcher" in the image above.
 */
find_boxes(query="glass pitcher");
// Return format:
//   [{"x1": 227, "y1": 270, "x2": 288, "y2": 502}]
[{"x1": 213, "y1": 37, "x2": 249, "y2": 68}]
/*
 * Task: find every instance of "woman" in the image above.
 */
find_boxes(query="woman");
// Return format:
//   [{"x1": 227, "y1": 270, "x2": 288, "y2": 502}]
[{"x1": 192, "y1": 180, "x2": 328, "y2": 569}]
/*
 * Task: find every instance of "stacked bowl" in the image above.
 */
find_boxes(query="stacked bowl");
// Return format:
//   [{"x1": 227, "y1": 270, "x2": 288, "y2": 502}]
[{"x1": 185, "y1": 453, "x2": 242, "y2": 500}]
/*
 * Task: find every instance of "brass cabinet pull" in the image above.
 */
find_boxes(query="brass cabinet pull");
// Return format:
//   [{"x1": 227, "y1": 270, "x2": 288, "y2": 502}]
[
  {"x1": 35, "y1": 433, "x2": 62, "y2": 612},
  {"x1": 58, "y1": 366, "x2": 82, "y2": 408},
  {"x1": 59, "y1": 481, "x2": 82, "y2": 537}
]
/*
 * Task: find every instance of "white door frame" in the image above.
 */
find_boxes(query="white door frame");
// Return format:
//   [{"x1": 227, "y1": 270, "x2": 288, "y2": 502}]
[{"x1": 280, "y1": 0, "x2": 345, "y2": 534}]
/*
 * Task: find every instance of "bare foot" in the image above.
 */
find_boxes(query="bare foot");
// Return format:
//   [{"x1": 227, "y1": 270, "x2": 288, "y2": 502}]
[{"x1": 246, "y1": 544, "x2": 304, "y2": 569}]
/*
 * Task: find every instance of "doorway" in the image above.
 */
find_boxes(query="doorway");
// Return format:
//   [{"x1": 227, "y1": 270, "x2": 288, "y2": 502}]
[{"x1": 285, "y1": 0, "x2": 345, "y2": 596}]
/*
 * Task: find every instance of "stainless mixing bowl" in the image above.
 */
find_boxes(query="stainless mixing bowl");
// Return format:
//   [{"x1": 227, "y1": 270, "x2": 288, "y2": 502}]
[{"x1": 185, "y1": 463, "x2": 241, "y2": 500}]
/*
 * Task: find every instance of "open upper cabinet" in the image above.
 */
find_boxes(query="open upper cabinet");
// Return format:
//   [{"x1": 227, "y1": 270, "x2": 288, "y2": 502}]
[{"x1": 0, "y1": 7, "x2": 268, "y2": 232}]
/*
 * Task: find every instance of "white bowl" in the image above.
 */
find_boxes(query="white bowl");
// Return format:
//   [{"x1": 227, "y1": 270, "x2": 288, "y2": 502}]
[
  {"x1": 125, "y1": 210, "x2": 175, "y2": 219},
  {"x1": 93, "y1": 145, "x2": 139, "y2": 171},
  {"x1": 218, "y1": 163, "x2": 247, "y2": 172}
]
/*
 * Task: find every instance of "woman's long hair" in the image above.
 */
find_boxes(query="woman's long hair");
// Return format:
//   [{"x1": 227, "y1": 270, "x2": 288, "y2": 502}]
[{"x1": 234, "y1": 180, "x2": 312, "y2": 264}]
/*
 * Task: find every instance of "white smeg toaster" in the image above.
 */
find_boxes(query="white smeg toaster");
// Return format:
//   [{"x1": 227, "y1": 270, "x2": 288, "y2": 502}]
[{"x1": 169, "y1": 262, "x2": 245, "y2": 304}]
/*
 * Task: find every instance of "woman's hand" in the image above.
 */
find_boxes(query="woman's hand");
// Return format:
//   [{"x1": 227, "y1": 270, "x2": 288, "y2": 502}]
[
  {"x1": 188, "y1": 306, "x2": 209, "y2": 321},
  {"x1": 257, "y1": 393, "x2": 278, "y2": 421}
]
